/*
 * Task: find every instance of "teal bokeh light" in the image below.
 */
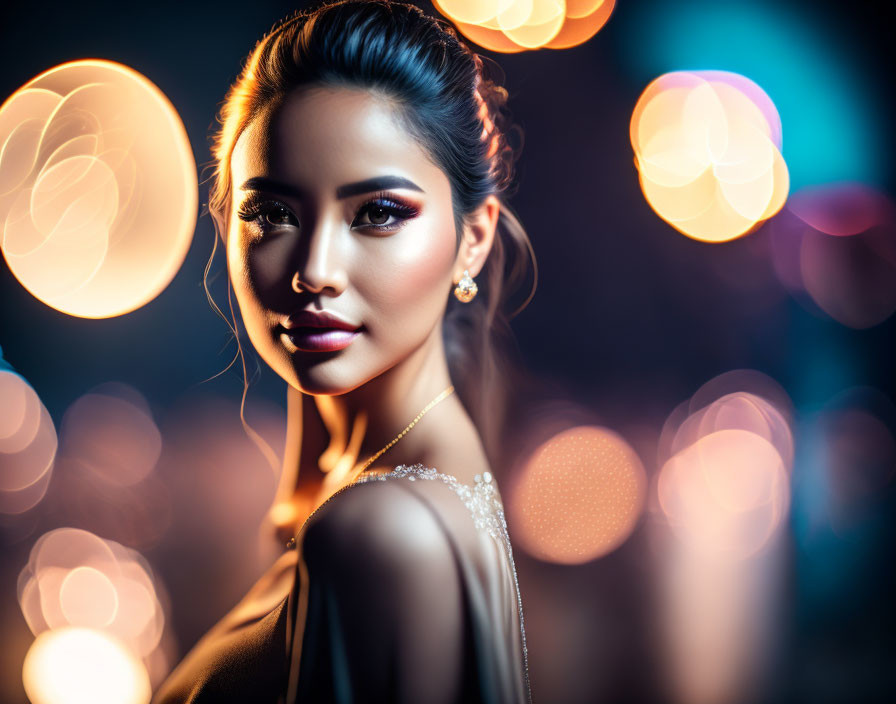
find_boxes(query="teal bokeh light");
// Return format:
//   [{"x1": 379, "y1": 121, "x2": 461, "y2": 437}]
[{"x1": 618, "y1": 0, "x2": 885, "y2": 191}]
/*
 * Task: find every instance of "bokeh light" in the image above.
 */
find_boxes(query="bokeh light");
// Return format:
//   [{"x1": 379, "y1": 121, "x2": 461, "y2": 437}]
[
  {"x1": 59, "y1": 383, "x2": 162, "y2": 487},
  {"x1": 17, "y1": 527, "x2": 168, "y2": 666},
  {"x1": 48, "y1": 466, "x2": 173, "y2": 552},
  {"x1": 0, "y1": 59, "x2": 197, "y2": 318},
  {"x1": 658, "y1": 428, "x2": 789, "y2": 558},
  {"x1": 653, "y1": 373, "x2": 793, "y2": 704},
  {"x1": 655, "y1": 373, "x2": 794, "y2": 560},
  {"x1": 20, "y1": 382, "x2": 175, "y2": 550},
  {"x1": 22, "y1": 627, "x2": 151, "y2": 704},
  {"x1": 619, "y1": 0, "x2": 887, "y2": 191},
  {"x1": 657, "y1": 538, "x2": 781, "y2": 704},
  {"x1": 0, "y1": 369, "x2": 58, "y2": 515},
  {"x1": 59, "y1": 566, "x2": 119, "y2": 629},
  {"x1": 769, "y1": 183, "x2": 896, "y2": 329},
  {"x1": 788, "y1": 182, "x2": 894, "y2": 237},
  {"x1": 434, "y1": 0, "x2": 615, "y2": 52},
  {"x1": 509, "y1": 425, "x2": 646, "y2": 564},
  {"x1": 631, "y1": 70, "x2": 789, "y2": 242}
]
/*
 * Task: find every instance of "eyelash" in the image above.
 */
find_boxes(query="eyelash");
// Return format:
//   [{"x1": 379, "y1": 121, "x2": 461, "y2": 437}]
[{"x1": 236, "y1": 191, "x2": 420, "y2": 233}]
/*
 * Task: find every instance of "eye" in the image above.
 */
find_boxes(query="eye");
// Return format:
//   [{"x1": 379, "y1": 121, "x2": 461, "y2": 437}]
[
  {"x1": 360, "y1": 203, "x2": 391, "y2": 226},
  {"x1": 352, "y1": 194, "x2": 419, "y2": 232},
  {"x1": 237, "y1": 196, "x2": 299, "y2": 231},
  {"x1": 263, "y1": 205, "x2": 297, "y2": 227}
]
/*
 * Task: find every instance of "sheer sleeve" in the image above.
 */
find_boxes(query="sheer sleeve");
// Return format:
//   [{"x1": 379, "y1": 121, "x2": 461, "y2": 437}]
[{"x1": 282, "y1": 479, "x2": 467, "y2": 704}]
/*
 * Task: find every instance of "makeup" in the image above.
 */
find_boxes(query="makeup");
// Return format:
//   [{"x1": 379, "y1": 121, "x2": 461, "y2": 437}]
[
  {"x1": 281, "y1": 328, "x2": 359, "y2": 352},
  {"x1": 281, "y1": 310, "x2": 362, "y2": 352}
]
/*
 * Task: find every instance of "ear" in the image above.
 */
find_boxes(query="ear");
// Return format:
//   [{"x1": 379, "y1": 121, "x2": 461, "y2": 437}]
[{"x1": 454, "y1": 194, "x2": 500, "y2": 282}]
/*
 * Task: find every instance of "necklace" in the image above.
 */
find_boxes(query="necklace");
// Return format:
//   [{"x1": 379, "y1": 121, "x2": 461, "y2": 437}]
[{"x1": 284, "y1": 384, "x2": 455, "y2": 550}]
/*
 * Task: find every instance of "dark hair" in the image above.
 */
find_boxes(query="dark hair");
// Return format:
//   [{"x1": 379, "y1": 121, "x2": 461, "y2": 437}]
[{"x1": 204, "y1": 0, "x2": 536, "y2": 466}]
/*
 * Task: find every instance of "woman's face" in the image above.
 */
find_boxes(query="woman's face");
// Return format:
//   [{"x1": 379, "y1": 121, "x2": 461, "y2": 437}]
[{"x1": 227, "y1": 85, "x2": 461, "y2": 395}]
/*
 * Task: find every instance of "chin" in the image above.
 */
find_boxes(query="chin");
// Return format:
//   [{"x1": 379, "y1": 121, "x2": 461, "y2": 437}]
[
  {"x1": 285, "y1": 356, "x2": 382, "y2": 397},
  {"x1": 250, "y1": 331, "x2": 355, "y2": 395},
  {"x1": 290, "y1": 372, "x2": 357, "y2": 396},
  {"x1": 268, "y1": 331, "x2": 416, "y2": 397}
]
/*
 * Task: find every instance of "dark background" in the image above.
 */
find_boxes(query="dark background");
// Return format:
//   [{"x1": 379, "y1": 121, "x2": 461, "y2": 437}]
[{"x1": 1, "y1": 1, "x2": 894, "y2": 702}]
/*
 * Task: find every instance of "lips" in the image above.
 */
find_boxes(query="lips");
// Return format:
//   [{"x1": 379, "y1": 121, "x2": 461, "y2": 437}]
[
  {"x1": 284, "y1": 310, "x2": 360, "y2": 331},
  {"x1": 281, "y1": 310, "x2": 362, "y2": 352}
]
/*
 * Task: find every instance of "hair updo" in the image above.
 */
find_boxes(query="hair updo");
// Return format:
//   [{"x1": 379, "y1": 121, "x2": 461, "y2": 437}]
[{"x1": 205, "y1": 0, "x2": 536, "y2": 464}]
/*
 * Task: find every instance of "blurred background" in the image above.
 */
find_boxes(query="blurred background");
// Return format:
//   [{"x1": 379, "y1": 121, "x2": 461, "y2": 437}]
[{"x1": 1, "y1": 1, "x2": 894, "y2": 702}]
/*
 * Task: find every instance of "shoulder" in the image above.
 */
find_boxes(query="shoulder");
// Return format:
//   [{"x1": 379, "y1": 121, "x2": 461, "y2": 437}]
[
  {"x1": 296, "y1": 478, "x2": 466, "y2": 702},
  {"x1": 300, "y1": 477, "x2": 454, "y2": 576},
  {"x1": 297, "y1": 478, "x2": 466, "y2": 627}
]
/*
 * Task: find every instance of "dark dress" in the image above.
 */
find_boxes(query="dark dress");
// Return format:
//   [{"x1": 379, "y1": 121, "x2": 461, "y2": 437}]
[{"x1": 152, "y1": 463, "x2": 532, "y2": 703}]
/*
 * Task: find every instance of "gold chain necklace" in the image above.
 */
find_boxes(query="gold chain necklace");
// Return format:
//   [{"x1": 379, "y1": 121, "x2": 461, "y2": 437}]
[{"x1": 285, "y1": 384, "x2": 455, "y2": 550}]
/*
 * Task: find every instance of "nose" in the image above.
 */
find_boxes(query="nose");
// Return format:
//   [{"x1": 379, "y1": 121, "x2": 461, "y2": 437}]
[{"x1": 292, "y1": 214, "x2": 347, "y2": 296}]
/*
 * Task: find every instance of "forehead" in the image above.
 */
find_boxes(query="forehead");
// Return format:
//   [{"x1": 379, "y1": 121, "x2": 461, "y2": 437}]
[{"x1": 231, "y1": 84, "x2": 445, "y2": 192}]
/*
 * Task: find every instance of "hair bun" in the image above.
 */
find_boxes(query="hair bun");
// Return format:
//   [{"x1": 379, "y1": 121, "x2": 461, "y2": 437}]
[{"x1": 472, "y1": 61, "x2": 521, "y2": 196}]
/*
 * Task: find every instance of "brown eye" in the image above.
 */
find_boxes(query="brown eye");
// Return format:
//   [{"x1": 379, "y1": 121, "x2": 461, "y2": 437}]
[
  {"x1": 351, "y1": 196, "x2": 419, "y2": 232},
  {"x1": 265, "y1": 206, "x2": 296, "y2": 227},
  {"x1": 367, "y1": 205, "x2": 389, "y2": 225}
]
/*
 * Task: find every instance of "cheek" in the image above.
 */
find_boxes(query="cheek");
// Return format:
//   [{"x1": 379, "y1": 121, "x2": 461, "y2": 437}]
[
  {"x1": 226, "y1": 235, "x2": 249, "y2": 298},
  {"x1": 226, "y1": 230, "x2": 273, "y2": 331},
  {"x1": 360, "y1": 222, "x2": 456, "y2": 319},
  {"x1": 228, "y1": 221, "x2": 294, "y2": 301}
]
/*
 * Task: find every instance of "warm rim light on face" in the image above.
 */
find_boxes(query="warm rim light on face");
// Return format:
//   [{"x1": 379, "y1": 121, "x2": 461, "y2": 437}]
[{"x1": 226, "y1": 85, "x2": 460, "y2": 396}]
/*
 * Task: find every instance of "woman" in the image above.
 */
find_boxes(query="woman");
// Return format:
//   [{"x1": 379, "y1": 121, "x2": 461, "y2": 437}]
[{"x1": 153, "y1": 1, "x2": 536, "y2": 702}]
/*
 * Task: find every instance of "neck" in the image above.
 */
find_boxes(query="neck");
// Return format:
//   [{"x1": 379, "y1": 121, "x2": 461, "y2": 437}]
[{"x1": 322, "y1": 324, "x2": 455, "y2": 462}]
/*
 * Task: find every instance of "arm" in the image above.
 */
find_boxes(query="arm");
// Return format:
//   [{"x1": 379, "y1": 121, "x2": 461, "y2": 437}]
[{"x1": 287, "y1": 479, "x2": 465, "y2": 704}]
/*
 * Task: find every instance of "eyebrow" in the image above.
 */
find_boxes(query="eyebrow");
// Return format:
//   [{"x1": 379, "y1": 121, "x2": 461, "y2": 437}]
[{"x1": 239, "y1": 175, "x2": 424, "y2": 199}]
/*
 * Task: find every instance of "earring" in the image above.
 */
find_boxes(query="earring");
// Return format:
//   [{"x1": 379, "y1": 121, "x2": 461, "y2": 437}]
[{"x1": 453, "y1": 269, "x2": 478, "y2": 303}]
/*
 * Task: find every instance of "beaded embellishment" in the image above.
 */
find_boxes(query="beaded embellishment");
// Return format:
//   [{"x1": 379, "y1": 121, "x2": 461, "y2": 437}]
[{"x1": 354, "y1": 463, "x2": 533, "y2": 704}]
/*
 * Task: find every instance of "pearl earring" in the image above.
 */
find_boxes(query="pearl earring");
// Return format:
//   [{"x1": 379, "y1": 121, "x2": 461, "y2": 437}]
[{"x1": 453, "y1": 269, "x2": 478, "y2": 303}]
